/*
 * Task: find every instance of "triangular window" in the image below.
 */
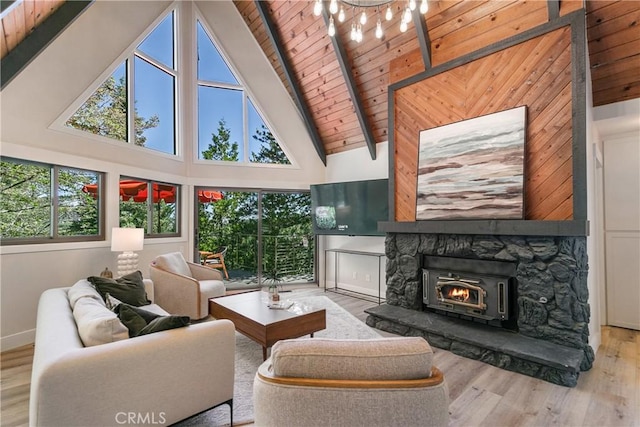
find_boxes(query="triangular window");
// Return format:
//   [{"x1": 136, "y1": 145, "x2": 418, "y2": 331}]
[
  {"x1": 66, "y1": 10, "x2": 176, "y2": 155},
  {"x1": 66, "y1": 63, "x2": 128, "y2": 143},
  {"x1": 196, "y1": 19, "x2": 290, "y2": 165}
]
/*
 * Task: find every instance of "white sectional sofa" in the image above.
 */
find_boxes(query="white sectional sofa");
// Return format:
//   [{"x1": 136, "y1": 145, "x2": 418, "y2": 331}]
[{"x1": 29, "y1": 279, "x2": 236, "y2": 427}]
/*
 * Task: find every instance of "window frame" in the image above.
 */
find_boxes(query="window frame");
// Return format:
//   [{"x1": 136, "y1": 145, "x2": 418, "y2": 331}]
[
  {"x1": 0, "y1": 156, "x2": 106, "y2": 246},
  {"x1": 118, "y1": 176, "x2": 181, "y2": 238},
  {"x1": 59, "y1": 8, "x2": 180, "y2": 157},
  {"x1": 129, "y1": 9, "x2": 179, "y2": 155},
  {"x1": 195, "y1": 15, "x2": 292, "y2": 166}
]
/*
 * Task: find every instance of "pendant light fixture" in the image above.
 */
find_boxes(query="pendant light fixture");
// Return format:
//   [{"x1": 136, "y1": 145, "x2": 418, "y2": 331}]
[{"x1": 313, "y1": 0, "x2": 429, "y2": 43}]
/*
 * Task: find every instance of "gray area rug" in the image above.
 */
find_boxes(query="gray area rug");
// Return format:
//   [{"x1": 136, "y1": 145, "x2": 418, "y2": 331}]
[{"x1": 173, "y1": 294, "x2": 381, "y2": 426}]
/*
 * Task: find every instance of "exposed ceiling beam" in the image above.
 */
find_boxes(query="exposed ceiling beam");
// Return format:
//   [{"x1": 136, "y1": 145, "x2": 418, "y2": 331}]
[
  {"x1": 254, "y1": 1, "x2": 327, "y2": 165},
  {"x1": 0, "y1": 0, "x2": 17, "y2": 14},
  {"x1": 412, "y1": 8, "x2": 431, "y2": 70},
  {"x1": 321, "y1": 7, "x2": 377, "y2": 160},
  {"x1": 547, "y1": 0, "x2": 560, "y2": 21},
  {"x1": 1, "y1": 1, "x2": 93, "y2": 89}
]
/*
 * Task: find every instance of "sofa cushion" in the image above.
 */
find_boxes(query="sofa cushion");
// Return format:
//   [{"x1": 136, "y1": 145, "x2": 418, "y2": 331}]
[
  {"x1": 68, "y1": 279, "x2": 104, "y2": 309},
  {"x1": 72, "y1": 294, "x2": 129, "y2": 346},
  {"x1": 116, "y1": 304, "x2": 190, "y2": 337},
  {"x1": 270, "y1": 337, "x2": 434, "y2": 381},
  {"x1": 88, "y1": 271, "x2": 150, "y2": 306},
  {"x1": 153, "y1": 252, "x2": 191, "y2": 277}
]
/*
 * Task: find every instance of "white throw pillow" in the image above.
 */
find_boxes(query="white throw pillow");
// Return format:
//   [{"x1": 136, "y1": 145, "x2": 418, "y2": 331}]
[
  {"x1": 72, "y1": 295, "x2": 129, "y2": 346},
  {"x1": 68, "y1": 279, "x2": 104, "y2": 309}
]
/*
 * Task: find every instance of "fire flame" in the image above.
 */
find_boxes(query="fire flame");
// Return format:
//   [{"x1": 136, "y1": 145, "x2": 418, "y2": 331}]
[{"x1": 448, "y1": 287, "x2": 470, "y2": 302}]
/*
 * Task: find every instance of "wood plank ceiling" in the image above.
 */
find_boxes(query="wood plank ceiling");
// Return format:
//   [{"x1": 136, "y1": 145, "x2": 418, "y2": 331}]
[
  {"x1": 235, "y1": 0, "x2": 640, "y2": 159},
  {"x1": 0, "y1": 0, "x2": 64, "y2": 58},
  {"x1": 1, "y1": 1, "x2": 638, "y2": 160}
]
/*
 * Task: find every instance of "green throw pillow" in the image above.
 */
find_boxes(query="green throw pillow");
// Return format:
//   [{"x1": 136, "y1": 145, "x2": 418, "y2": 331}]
[
  {"x1": 115, "y1": 304, "x2": 148, "y2": 337},
  {"x1": 116, "y1": 304, "x2": 190, "y2": 337},
  {"x1": 88, "y1": 271, "x2": 150, "y2": 307},
  {"x1": 138, "y1": 316, "x2": 191, "y2": 336}
]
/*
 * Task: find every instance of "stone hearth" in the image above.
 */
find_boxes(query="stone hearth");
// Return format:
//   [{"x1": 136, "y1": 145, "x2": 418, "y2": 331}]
[{"x1": 365, "y1": 233, "x2": 595, "y2": 387}]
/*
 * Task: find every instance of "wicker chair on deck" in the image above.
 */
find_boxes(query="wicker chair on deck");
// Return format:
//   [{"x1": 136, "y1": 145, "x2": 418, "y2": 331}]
[{"x1": 201, "y1": 246, "x2": 229, "y2": 279}]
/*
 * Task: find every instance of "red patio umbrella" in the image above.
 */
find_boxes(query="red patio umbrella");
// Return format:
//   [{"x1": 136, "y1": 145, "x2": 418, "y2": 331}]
[
  {"x1": 198, "y1": 190, "x2": 224, "y2": 203},
  {"x1": 82, "y1": 180, "x2": 224, "y2": 203}
]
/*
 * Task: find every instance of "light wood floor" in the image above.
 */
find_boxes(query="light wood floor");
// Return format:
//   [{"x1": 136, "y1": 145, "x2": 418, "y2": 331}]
[{"x1": 2, "y1": 288, "x2": 639, "y2": 427}]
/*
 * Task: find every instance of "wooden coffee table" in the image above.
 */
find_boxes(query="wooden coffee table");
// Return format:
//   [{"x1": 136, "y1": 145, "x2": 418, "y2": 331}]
[{"x1": 209, "y1": 291, "x2": 326, "y2": 360}]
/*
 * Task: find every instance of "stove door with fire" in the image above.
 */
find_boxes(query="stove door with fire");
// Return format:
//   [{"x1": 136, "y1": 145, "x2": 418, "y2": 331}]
[{"x1": 423, "y1": 269, "x2": 510, "y2": 321}]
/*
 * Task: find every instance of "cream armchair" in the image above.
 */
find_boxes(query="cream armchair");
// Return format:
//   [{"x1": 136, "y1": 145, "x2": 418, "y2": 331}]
[
  {"x1": 150, "y1": 252, "x2": 225, "y2": 319},
  {"x1": 253, "y1": 337, "x2": 449, "y2": 427}
]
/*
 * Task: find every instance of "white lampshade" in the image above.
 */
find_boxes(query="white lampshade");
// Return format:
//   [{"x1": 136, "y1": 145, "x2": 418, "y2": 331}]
[{"x1": 111, "y1": 227, "x2": 144, "y2": 252}]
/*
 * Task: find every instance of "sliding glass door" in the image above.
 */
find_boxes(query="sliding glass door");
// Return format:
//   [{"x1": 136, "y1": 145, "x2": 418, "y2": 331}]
[{"x1": 195, "y1": 187, "x2": 314, "y2": 286}]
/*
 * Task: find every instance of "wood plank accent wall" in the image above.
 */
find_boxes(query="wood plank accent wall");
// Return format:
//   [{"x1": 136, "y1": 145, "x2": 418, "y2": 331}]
[{"x1": 393, "y1": 26, "x2": 573, "y2": 222}]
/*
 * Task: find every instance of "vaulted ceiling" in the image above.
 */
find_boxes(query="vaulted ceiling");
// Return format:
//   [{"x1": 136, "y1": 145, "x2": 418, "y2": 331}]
[{"x1": 2, "y1": 1, "x2": 639, "y2": 162}]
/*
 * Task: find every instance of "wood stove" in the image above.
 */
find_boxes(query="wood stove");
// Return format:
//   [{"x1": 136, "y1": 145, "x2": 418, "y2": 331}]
[{"x1": 422, "y1": 256, "x2": 517, "y2": 325}]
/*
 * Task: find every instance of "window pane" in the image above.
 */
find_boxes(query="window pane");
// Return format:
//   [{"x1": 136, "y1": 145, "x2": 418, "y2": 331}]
[
  {"x1": 137, "y1": 11, "x2": 174, "y2": 69},
  {"x1": 66, "y1": 63, "x2": 127, "y2": 142},
  {"x1": 0, "y1": 159, "x2": 51, "y2": 239},
  {"x1": 119, "y1": 180, "x2": 148, "y2": 230},
  {"x1": 151, "y1": 183, "x2": 177, "y2": 234},
  {"x1": 118, "y1": 178, "x2": 179, "y2": 236},
  {"x1": 198, "y1": 86, "x2": 243, "y2": 161},
  {"x1": 197, "y1": 21, "x2": 238, "y2": 85},
  {"x1": 262, "y1": 192, "x2": 313, "y2": 284},
  {"x1": 197, "y1": 189, "x2": 257, "y2": 283},
  {"x1": 58, "y1": 168, "x2": 100, "y2": 236},
  {"x1": 134, "y1": 56, "x2": 175, "y2": 154},
  {"x1": 248, "y1": 98, "x2": 290, "y2": 164}
]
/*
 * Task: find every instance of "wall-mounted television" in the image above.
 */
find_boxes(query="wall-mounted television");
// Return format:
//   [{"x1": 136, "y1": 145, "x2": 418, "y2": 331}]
[{"x1": 310, "y1": 178, "x2": 389, "y2": 236}]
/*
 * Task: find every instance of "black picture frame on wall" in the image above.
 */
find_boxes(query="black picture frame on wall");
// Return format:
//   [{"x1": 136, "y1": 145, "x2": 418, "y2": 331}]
[{"x1": 415, "y1": 105, "x2": 527, "y2": 220}]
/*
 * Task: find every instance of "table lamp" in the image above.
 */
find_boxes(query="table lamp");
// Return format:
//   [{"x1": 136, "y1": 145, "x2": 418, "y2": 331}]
[{"x1": 111, "y1": 227, "x2": 144, "y2": 277}]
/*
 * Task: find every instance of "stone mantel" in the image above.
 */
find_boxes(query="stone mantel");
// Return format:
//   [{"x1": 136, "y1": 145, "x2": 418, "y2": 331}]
[{"x1": 379, "y1": 220, "x2": 589, "y2": 237}]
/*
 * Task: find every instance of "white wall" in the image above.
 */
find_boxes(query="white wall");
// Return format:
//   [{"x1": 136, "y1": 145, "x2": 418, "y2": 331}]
[
  {"x1": 0, "y1": 1, "x2": 324, "y2": 350},
  {"x1": 319, "y1": 142, "x2": 389, "y2": 299},
  {"x1": 593, "y1": 99, "x2": 640, "y2": 332},
  {"x1": 585, "y1": 58, "x2": 602, "y2": 352}
]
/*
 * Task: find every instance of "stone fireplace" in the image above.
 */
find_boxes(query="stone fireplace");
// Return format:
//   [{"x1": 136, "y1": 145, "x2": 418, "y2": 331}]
[{"x1": 365, "y1": 233, "x2": 595, "y2": 387}]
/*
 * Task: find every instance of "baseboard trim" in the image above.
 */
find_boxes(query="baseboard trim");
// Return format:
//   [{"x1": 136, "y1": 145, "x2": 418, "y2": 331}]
[{"x1": 1, "y1": 329, "x2": 35, "y2": 352}]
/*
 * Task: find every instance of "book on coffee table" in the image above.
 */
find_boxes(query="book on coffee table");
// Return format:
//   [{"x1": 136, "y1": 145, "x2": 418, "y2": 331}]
[{"x1": 268, "y1": 300, "x2": 294, "y2": 310}]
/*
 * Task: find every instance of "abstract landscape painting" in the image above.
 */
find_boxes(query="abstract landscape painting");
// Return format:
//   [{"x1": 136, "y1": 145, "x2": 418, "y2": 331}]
[{"x1": 416, "y1": 106, "x2": 526, "y2": 220}]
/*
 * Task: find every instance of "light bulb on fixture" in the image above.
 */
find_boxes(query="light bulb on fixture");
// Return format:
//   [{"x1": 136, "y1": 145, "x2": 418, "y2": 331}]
[
  {"x1": 420, "y1": 0, "x2": 429, "y2": 14},
  {"x1": 317, "y1": 0, "x2": 429, "y2": 43},
  {"x1": 329, "y1": 0, "x2": 339, "y2": 14},
  {"x1": 328, "y1": 16, "x2": 336, "y2": 36},
  {"x1": 403, "y1": 6, "x2": 412, "y2": 23}
]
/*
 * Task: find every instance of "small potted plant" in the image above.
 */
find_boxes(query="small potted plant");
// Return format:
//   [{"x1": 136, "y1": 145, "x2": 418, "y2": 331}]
[{"x1": 268, "y1": 283, "x2": 280, "y2": 302}]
